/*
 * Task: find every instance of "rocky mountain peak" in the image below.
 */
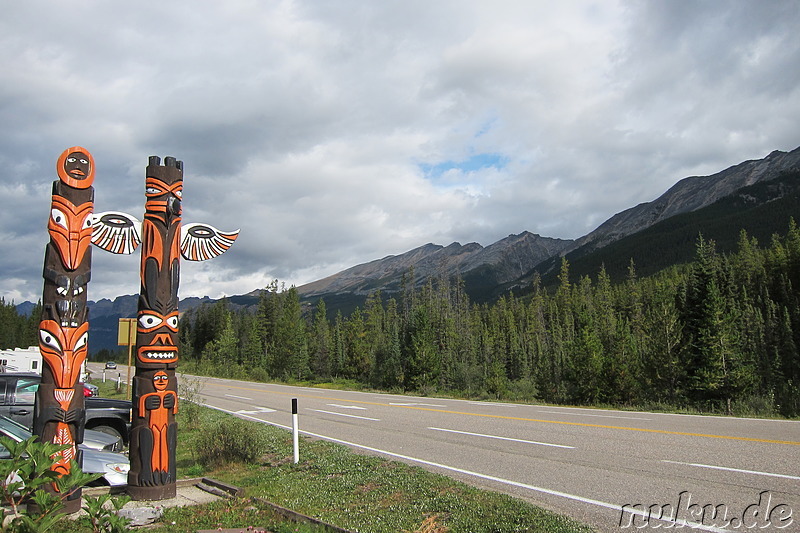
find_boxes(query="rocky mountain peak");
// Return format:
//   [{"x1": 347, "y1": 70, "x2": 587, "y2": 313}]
[{"x1": 569, "y1": 146, "x2": 800, "y2": 253}]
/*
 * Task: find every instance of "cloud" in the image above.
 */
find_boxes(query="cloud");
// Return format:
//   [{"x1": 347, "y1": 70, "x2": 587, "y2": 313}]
[{"x1": 1, "y1": 0, "x2": 798, "y2": 304}]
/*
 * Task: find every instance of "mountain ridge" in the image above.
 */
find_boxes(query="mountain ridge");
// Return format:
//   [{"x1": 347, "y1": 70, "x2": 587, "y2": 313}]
[
  {"x1": 298, "y1": 231, "x2": 573, "y2": 298},
  {"x1": 13, "y1": 145, "x2": 800, "y2": 353},
  {"x1": 568, "y1": 147, "x2": 800, "y2": 254}
]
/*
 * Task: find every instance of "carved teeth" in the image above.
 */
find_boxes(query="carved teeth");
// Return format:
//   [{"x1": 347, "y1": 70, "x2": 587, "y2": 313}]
[{"x1": 143, "y1": 351, "x2": 176, "y2": 359}]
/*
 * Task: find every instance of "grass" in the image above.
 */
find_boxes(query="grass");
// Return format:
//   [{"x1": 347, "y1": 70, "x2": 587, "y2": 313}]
[
  {"x1": 173, "y1": 408, "x2": 593, "y2": 532},
  {"x1": 77, "y1": 376, "x2": 594, "y2": 532},
  {"x1": 155, "y1": 499, "x2": 333, "y2": 532},
  {"x1": 87, "y1": 373, "x2": 129, "y2": 400}
]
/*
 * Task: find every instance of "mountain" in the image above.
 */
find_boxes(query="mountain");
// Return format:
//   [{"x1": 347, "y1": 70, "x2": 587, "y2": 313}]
[
  {"x1": 531, "y1": 168, "x2": 800, "y2": 285},
  {"x1": 15, "y1": 145, "x2": 800, "y2": 352},
  {"x1": 568, "y1": 147, "x2": 800, "y2": 254},
  {"x1": 297, "y1": 231, "x2": 573, "y2": 302},
  {"x1": 295, "y1": 146, "x2": 800, "y2": 306}
]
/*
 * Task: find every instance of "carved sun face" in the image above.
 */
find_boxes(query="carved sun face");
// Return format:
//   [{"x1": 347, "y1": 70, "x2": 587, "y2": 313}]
[
  {"x1": 56, "y1": 147, "x2": 95, "y2": 188},
  {"x1": 64, "y1": 152, "x2": 91, "y2": 181}
]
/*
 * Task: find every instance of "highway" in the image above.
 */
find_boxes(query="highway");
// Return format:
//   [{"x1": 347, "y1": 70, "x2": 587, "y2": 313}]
[{"x1": 89, "y1": 364, "x2": 799, "y2": 532}]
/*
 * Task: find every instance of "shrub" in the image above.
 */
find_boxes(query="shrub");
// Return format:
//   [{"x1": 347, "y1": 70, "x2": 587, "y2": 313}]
[{"x1": 194, "y1": 417, "x2": 269, "y2": 467}]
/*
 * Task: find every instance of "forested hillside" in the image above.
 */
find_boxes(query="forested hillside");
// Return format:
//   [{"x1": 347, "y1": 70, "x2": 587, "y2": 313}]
[
  {"x1": 534, "y1": 169, "x2": 800, "y2": 285},
  {"x1": 0, "y1": 299, "x2": 39, "y2": 350},
  {"x1": 179, "y1": 222, "x2": 800, "y2": 418}
]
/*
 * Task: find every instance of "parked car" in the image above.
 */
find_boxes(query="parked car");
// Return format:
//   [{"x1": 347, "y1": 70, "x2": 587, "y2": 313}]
[
  {"x1": 82, "y1": 427, "x2": 124, "y2": 453},
  {"x1": 104, "y1": 361, "x2": 117, "y2": 370},
  {"x1": 0, "y1": 416, "x2": 129, "y2": 486},
  {"x1": 0, "y1": 373, "x2": 132, "y2": 443},
  {"x1": 82, "y1": 382, "x2": 98, "y2": 397}
]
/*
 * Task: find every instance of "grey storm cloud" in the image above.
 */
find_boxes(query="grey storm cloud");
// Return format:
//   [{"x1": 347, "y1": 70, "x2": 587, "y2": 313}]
[{"x1": 1, "y1": 0, "x2": 798, "y2": 304}]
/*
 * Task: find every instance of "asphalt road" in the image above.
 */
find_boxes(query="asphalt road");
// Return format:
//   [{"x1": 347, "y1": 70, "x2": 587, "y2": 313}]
[{"x1": 87, "y1": 364, "x2": 799, "y2": 532}]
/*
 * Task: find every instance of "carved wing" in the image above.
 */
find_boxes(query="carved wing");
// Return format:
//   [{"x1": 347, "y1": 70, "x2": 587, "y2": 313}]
[
  {"x1": 180, "y1": 223, "x2": 239, "y2": 261},
  {"x1": 91, "y1": 211, "x2": 142, "y2": 254}
]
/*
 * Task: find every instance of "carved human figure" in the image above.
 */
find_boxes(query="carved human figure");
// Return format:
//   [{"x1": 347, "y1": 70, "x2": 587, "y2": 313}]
[{"x1": 133, "y1": 371, "x2": 177, "y2": 486}]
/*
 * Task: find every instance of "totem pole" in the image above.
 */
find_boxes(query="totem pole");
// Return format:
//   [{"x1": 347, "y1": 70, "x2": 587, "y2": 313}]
[
  {"x1": 35, "y1": 147, "x2": 142, "y2": 511},
  {"x1": 127, "y1": 156, "x2": 238, "y2": 500},
  {"x1": 35, "y1": 147, "x2": 96, "y2": 511}
]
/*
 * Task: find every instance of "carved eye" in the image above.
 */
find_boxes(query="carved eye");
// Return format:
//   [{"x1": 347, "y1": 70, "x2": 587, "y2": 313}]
[
  {"x1": 51, "y1": 208, "x2": 68, "y2": 229},
  {"x1": 139, "y1": 314, "x2": 163, "y2": 329},
  {"x1": 74, "y1": 332, "x2": 88, "y2": 351},
  {"x1": 79, "y1": 159, "x2": 89, "y2": 165},
  {"x1": 39, "y1": 329, "x2": 62, "y2": 353},
  {"x1": 66, "y1": 157, "x2": 77, "y2": 163},
  {"x1": 166, "y1": 316, "x2": 179, "y2": 329},
  {"x1": 82, "y1": 215, "x2": 93, "y2": 230},
  {"x1": 174, "y1": 190, "x2": 182, "y2": 198},
  {"x1": 146, "y1": 186, "x2": 163, "y2": 195}
]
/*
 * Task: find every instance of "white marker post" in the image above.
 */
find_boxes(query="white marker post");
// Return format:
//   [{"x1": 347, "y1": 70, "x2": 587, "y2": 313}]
[{"x1": 292, "y1": 398, "x2": 299, "y2": 464}]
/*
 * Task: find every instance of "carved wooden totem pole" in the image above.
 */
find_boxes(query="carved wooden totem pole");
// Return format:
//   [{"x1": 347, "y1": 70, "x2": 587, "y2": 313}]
[
  {"x1": 35, "y1": 147, "x2": 96, "y2": 510},
  {"x1": 128, "y1": 156, "x2": 238, "y2": 500},
  {"x1": 35, "y1": 147, "x2": 141, "y2": 511}
]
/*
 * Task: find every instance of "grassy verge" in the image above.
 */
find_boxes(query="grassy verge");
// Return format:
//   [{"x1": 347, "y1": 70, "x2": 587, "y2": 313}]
[
  {"x1": 170, "y1": 406, "x2": 594, "y2": 533},
  {"x1": 87, "y1": 374, "x2": 129, "y2": 400},
  {"x1": 82, "y1": 377, "x2": 594, "y2": 532}
]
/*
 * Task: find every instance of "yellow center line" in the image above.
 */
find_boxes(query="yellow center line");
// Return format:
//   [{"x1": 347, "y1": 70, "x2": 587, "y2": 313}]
[
  {"x1": 395, "y1": 406, "x2": 800, "y2": 446},
  {"x1": 212, "y1": 383, "x2": 800, "y2": 446}
]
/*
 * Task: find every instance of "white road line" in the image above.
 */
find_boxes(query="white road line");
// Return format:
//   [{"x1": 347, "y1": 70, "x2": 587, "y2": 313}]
[
  {"x1": 236, "y1": 406, "x2": 276, "y2": 415},
  {"x1": 428, "y1": 427, "x2": 574, "y2": 449},
  {"x1": 327, "y1": 404, "x2": 367, "y2": 410},
  {"x1": 205, "y1": 401, "x2": 730, "y2": 532},
  {"x1": 309, "y1": 409, "x2": 380, "y2": 421},
  {"x1": 225, "y1": 394, "x2": 252, "y2": 400},
  {"x1": 390, "y1": 402, "x2": 447, "y2": 407},
  {"x1": 467, "y1": 401, "x2": 518, "y2": 407},
  {"x1": 538, "y1": 410, "x2": 652, "y2": 421},
  {"x1": 662, "y1": 460, "x2": 800, "y2": 480}
]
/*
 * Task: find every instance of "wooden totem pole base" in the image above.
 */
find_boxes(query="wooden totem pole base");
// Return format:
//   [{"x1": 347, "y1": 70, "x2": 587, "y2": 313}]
[
  {"x1": 61, "y1": 495, "x2": 82, "y2": 514},
  {"x1": 127, "y1": 483, "x2": 177, "y2": 502}
]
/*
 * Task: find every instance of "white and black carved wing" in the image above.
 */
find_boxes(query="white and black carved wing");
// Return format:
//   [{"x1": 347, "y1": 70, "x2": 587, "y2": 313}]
[
  {"x1": 91, "y1": 211, "x2": 142, "y2": 255},
  {"x1": 180, "y1": 223, "x2": 240, "y2": 261}
]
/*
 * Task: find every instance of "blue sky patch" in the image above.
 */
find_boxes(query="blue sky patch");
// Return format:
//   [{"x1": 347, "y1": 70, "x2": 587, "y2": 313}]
[{"x1": 420, "y1": 153, "x2": 508, "y2": 179}]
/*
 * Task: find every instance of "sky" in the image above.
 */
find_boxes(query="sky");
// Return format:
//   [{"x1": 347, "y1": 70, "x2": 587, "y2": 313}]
[{"x1": 1, "y1": 0, "x2": 799, "y2": 304}]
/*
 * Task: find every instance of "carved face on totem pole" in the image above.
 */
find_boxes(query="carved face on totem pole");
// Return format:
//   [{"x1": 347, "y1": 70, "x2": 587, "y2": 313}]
[
  {"x1": 57, "y1": 149, "x2": 95, "y2": 188},
  {"x1": 137, "y1": 156, "x2": 182, "y2": 367}
]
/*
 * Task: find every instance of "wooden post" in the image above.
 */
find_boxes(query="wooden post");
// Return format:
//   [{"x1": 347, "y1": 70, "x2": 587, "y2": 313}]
[{"x1": 117, "y1": 317, "x2": 137, "y2": 400}]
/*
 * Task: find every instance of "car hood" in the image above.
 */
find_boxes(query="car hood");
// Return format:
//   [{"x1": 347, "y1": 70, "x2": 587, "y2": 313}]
[
  {"x1": 82, "y1": 428, "x2": 123, "y2": 452},
  {"x1": 81, "y1": 448, "x2": 128, "y2": 466}
]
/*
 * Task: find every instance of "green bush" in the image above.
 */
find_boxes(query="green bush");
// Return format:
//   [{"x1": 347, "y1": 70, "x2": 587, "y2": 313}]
[{"x1": 194, "y1": 417, "x2": 269, "y2": 467}]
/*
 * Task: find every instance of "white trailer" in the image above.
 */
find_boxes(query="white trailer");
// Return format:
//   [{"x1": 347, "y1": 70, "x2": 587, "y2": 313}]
[{"x1": 0, "y1": 346, "x2": 43, "y2": 374}]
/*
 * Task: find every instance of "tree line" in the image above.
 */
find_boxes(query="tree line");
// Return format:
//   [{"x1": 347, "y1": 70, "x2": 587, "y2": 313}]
[
  {"x1": 0, "y1": 299, "x2": 39, "y2": 351},
  {"x1": 178, "y1": 222, "x2": 800, "y2": 418}
]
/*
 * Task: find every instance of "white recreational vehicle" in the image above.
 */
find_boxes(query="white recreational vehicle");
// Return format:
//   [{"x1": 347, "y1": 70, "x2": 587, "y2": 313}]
[
  {"x1": 0, "y1": 346, "x2": 42, "y2": 374},
  {"x1": 0, "y1": 346, "x2": 89, "y2": 381}
]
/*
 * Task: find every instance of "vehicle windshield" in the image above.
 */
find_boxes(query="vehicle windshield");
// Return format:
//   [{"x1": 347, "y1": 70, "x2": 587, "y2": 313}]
[{"x1": 0, "y1": 416, "x2": 32, "y2": 441}]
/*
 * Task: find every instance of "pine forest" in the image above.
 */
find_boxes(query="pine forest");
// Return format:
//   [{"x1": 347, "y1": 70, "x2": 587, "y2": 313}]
[
  {"x1": 2, "y1": 224, "x2": 798, "y2": 418},
  {"x1": 177, "y1": 223, "x2": 800, "y2": 418}
]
